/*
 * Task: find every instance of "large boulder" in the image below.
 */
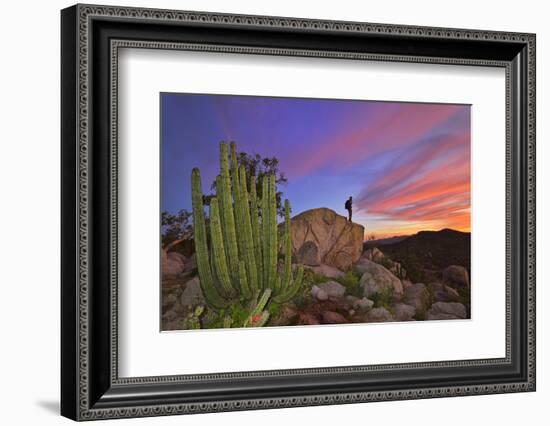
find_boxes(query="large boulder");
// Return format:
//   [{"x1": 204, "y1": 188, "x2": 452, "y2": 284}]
[
  {"x1": 443, "y1": 265, "x2": 470, "y2": 289},
  {"x1": 180, "y1": 277, "x2": 204, "y2": 306},
  {"x1": 403, "y1": 283, "x2": 431, "y2": 314},
  {"x1": 161, "y1": 250, "x2": 187, "y2": 279},
  {"x1": 432, "y1": 282, "x2": 461, "y2": 303},
  {"x1": 394, "y1": 303, "x2": 416, "y2": 321},
  {"x1": 427, "y1": 302, "x2": 467, "y2": 320},
  {"x1": 366, "y1": 307, "x2": 394, "y2": 322},
  {"x1": 285, "y1": 208, "x2": 364, "y2": 271},
  {"x1": 358, "y1": 259, "x2": 403, "y2": 297},
  {"x1": 311, "y1": 285, "x2": 328, "y2": 301},
  {"x1": 322, "y1": 311, "x2": 348, "y2": 324},
  {"x1": 356, "y1": 249, "x2": 406, "y2": 279},
  {"x1": 316, "y1": 281, "x2": 346, "y2": 300},
  {"x1": 297, "y1": 241, "x2": 321, "y2": 266},
  {"x1": 309, "y1": 264, "x2": 345, "y2": 279}
]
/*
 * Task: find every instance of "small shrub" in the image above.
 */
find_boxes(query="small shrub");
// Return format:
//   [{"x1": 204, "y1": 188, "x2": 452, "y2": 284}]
[
  {"x1": 202, "y1": 304, "x2": 252, "y2": 329},
  {"x1": 267, "y1": 302, "x2": 282, "y2": 319},
  {"x1": 335, "y1": 270, "x2": 362, "y2": 297},
  {"x1": 370, "y1": 287, "x2": 394, "y2": 311},
  {"x1": 302, "y1": 268, "x2": 331, "y2": 286}
]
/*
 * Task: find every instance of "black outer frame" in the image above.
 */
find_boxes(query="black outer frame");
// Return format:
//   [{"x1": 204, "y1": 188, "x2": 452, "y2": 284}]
[{"x1": 61, "y1": 4, "x2": 536, "y2": 421}]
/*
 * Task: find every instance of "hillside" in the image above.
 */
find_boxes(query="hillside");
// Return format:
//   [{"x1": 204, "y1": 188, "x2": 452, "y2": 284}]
[{"x1": 366, "y1": 229, "x2": 470, "y2": 283}]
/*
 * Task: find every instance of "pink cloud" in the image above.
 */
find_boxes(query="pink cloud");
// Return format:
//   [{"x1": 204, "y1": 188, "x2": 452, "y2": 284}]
[{"x1": 285, "y1": 103, "x2": 466, "y2": 178}]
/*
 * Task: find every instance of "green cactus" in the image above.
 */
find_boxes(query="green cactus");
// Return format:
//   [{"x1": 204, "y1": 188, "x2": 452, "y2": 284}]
[
  {"x1": 191, "y1": 169, "x2": 229, "y2": 310},
  {"x1": 190, "y1": 141, "x2": 305, "y2": 327}
]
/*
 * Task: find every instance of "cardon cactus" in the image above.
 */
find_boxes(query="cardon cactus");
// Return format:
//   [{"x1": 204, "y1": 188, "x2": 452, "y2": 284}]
[{"x1": 191, "y1": 141, "x2": 304, "y2": 326}]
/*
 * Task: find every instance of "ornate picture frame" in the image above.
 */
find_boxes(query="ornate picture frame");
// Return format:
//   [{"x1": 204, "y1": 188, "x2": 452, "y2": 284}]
[{"x1": 61, "y1": 4, "x2": 535, "y2": 421}]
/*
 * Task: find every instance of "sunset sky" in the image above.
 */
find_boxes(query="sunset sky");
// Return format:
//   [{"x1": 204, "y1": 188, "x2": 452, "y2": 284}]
[{"x1": 161, "y1": 93, "x2": 471, "y2": 239}]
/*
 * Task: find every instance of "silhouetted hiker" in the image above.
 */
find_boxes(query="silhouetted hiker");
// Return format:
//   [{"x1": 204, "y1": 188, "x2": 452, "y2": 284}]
[{"x1": 345, "y1": 196, "x2": 353, "y2": 222}]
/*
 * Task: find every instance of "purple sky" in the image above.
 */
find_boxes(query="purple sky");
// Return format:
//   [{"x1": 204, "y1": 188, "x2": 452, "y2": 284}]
[{"x1": 161, "y1": 93, "x2": 470, "y2": 238}]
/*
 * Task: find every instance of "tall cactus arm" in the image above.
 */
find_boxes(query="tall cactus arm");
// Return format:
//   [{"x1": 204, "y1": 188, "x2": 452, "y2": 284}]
[
  {"x1": 209, "y1": 198, "x2": 236, "y2": 299},
  {"x1": 191, "y1": 169, "x2": 228, "y2": 309},
  {"x1": 249, "y1": 171, "x2": 263, "y2": 290},
  {"x1": 218, "y1": 143, "x2": 240, "y2": 283},
  {"x1": 267, "y1": 174, "x2": 278, "y2": 290},
  {"x1": 244, "y1": 311, "x2": 270, "y2": 328},
  {"x1": 273, "y1": 266, "x2": 304, "y2": 304},
  {"x1": 282, "y1": 199, "x2": 292, "y2": 291},
  {"x1": 261, "y1": 176, "x2": 270, "y2": 290},
  {"x1": 229, "y1": 142, "x2": 244, "y2": 255},
  {"x1": 244, "y1": 288, "x2": 272, "y2": 327},
  {"x1": 238, "y1": 260, "x2": 251, "y2": 300},
  {"x1": 238, "y1": 166, "x2": 258, "y2": 294}
]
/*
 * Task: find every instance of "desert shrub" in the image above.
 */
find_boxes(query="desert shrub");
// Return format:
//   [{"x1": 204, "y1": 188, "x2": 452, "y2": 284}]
[
  {"x1": 202, "y1": 304, "x2": 253, "y2": 329},
  {"x1": 457, "y1": 286, "x2": 471, "y2": 318},
  {"x1": 335, "y1": 270, "x2": 363, "y2": 297},
  {"x1": 370, "y1": 287, "x2": 394, "y2": 311},
  {"x1": 413, "y1": 309, "x2": 427, "y2": 321},
  {"x1": 302, "y1": 268, "x2": 331, "y2": 286},
  {"x1": 267, "y1": 302, "x2": 282, "y2": 319}
]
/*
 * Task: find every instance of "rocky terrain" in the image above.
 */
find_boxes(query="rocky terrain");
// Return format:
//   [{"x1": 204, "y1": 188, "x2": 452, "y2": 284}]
[{"x1": 161, "y1": 209, "x2": 471, "y2": 330}]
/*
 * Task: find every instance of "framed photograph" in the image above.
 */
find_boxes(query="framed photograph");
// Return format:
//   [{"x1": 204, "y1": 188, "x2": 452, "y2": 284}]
[{"x1": 61, "y1": 4, "x2": 536, "y2": 421}]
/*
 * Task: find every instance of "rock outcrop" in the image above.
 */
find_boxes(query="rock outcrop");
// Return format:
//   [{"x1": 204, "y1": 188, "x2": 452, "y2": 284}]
[
  {"x1": 394, "y1": 303, "x2": 416, "y2": 321},
  {"x1": 403, "y1": 283, "x2": 431, "y2": 314},
  {"x1": 366, "y1": 307, "x2": 394, "y2": 322},
  {"x1": 309, "y1": 264, "x2": 345, "y2": 279},
  {"x1": 357, "y1": 247, "x2": 406, "y2": 279},
  {"x1": 161, "y1": 250, "x2": 196, "y2": 280},
  {"x1": 161, "y1": 250, "x2": 186, "y2": 279},
  {"x1": 286, "y1": 208, "x2": 364, "y2": 271},
  {"x1": 358, "y1": 258, "x2": 404, "y2": 297},
  {"x1": 427, "y1": 302, "x2": 467, "y2": 320},
  {"x1": 442, "y1": 265, "x2": 470, "y2": 289}
]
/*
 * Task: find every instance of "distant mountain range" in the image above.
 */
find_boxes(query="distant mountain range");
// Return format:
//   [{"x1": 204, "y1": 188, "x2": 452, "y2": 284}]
[
  {"x1": 364, "y1": 235, "x2": 408, "y2": 246},
  {"x1": 364, "y1": 228, "x2": 471, "y2": 283}
]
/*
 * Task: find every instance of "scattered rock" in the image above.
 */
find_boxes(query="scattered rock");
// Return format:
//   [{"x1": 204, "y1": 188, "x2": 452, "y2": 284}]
[
  {"x1": 311, "y1": 285, "x2": 328, "y2": 301},
  {"x1": 353, "y1": 297, "x2": 374, "y2": 312},
  {"x1": 285, "y1": 208, "x2": 364, "y2": 271},
  {"x1": 309, "y1": 264, "x2": 345, "y2": 278},
  {"x1": 299, "y1": 312, "x2": 320, "y2": 325},
  {"x1": 180, "y1": 277, "x2": 204, "y2": 306},
  {"x1": 297, "y1": 241, "x2": 321, "y2": 266},
  {"x1": 443, "y1": 265, "x2": 470, "y2": 289},
  {"x1": 359, "y1": 259, "x2": 403, "y2": 297},
  {"x1": 316, "y1": 289, "x2": 328, "y2": 302},
  {"x1": 322, "y1": 311, "x2": 348, "y2": 324},
  {"x1": 162, "y1": 308, "x2": 178, "y2": 322},
  {"x1": 162, "y1": 293, "x2": 178, "y2": 310},
  {"x1": 367, "y1": 307, "x2": 394, "y2": 322},
  {"x1": 317, "y1": 281, "x2": 346, "y2": 300},
  {"x1": 433, "y1": 282, "x2": 461, "y2": 303},
  {"x1": 427, "y1": 302, "x2": 467, "y2": 320},
  {"x1": 403, "y1": 283, "x2": 431, "y2": 314},
  {"x1": 394, "y1": 303, "x2": 416, "y2": 321}
]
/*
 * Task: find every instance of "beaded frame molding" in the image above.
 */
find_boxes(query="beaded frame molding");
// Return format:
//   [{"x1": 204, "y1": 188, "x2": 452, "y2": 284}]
[{"x1": 61, "y1": 4, "x2": 536, "y2": 421}]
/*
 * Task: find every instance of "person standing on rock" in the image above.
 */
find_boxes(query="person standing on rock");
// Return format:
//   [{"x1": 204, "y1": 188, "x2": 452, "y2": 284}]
[{"x1": 345, "y1": 196, "x2": 353, "y2": 222}]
